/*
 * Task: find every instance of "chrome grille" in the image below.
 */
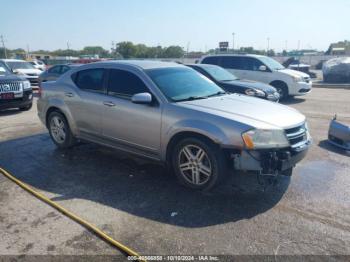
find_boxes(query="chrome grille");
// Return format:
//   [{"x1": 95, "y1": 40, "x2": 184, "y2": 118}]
[
  {"x1": 285, "y1": 123, "x2": 308, "y2": 150},
  {"x1": 0, "y1": 82, "x2": 22, "y2": 93}
]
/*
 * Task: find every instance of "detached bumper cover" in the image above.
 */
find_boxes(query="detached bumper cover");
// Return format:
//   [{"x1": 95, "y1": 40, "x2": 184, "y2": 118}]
[{"x1": 328, "y1": 119, "x2": 350, "y2": 150}]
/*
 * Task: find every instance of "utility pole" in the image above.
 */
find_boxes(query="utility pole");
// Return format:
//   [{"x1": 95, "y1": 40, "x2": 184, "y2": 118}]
[
  {"x1": 285, "y1": 40, "x2": 288, "y2": 52},
  {"x1": 67, "y1": 41, "x2": 70, "y2": 50},
  {"x1": 186, "y1": 42, "x2": 190, "y2": 58},
  {"x1": 1, "y1": 35, "x2": 7, "y2": 59},
  {"x1": 267, "y1": 37, "x2": 270, "y2": 55},
  {"x1": 26, "y1": 44, "x2": 30, "y2": 60},
  {"x1": 232, "y1": 32, "x2": 235, "y2": 53}
]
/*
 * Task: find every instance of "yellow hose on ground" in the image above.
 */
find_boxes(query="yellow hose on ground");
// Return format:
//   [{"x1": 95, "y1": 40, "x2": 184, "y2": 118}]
[{"x1": 0, "y1": 167, "x2": 146, "y2": 262}]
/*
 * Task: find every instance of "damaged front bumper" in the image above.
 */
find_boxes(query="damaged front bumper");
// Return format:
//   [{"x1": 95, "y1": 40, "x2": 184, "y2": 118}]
[{"x1": 232, "y1": 141, "x2": 311, "y2": 176}]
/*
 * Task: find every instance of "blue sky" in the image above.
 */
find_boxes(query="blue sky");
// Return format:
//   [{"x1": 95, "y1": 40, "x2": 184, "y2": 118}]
[{"x1": 1, "y1": 0, "x2": 349, "y2": 52}]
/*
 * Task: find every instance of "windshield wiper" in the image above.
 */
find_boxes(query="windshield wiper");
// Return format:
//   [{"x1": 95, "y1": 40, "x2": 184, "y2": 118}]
[
  {"x1": 175, "y1": 96, "x2": 207, "y2": 102},
  {"x1": 206, "y1": 91, "x2": 227, "y2": 98}
]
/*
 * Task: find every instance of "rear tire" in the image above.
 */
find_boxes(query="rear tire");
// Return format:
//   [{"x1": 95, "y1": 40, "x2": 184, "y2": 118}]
[
  {"x1": 171, "y1": 137, "x2": 228, "y2": 191},
  {"x1": 48, "y1": 111, "x2": 76, "y2": 149}
]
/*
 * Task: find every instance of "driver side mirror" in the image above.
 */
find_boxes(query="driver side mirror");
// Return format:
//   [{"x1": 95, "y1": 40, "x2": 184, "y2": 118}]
[
  {"x1": 131, "y1": 92, "x2": 153, "y2": 104},
  {"x1": 259, "y1": 65, "x2": 267, "y2": 71}
]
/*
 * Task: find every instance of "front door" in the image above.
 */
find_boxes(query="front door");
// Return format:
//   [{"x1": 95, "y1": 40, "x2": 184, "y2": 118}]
[{"x1": 102, "y1": 68, "x2": 162, "y2": 157}]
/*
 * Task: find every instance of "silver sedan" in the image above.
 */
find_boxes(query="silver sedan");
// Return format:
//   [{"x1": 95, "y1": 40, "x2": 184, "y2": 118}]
[{"x1": 37, "y1": 60, "x2": 311, "y2": 190}]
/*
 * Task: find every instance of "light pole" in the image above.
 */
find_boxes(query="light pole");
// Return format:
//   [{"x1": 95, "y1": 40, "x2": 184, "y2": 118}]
[
  {"x1": 1, "y1": 35, "x2": 7, "y2": 59},
  {"x1": 285, "y1": 40, "x2": 288, "y2": 52},
  {"x1": 232, "y1": 33, "x2": 235, "y2": 53},
  {"x1": 267, "y1": 37, "x2": 270, "y2": 55}
]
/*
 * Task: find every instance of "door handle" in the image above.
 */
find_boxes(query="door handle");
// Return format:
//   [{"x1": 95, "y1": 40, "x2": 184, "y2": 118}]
[
  {"x1": 65, "y1": 92, "x2": 74, "y2": 97},
  {"x1": 103, "y1": 101, "x2": 116, "y2": 107}
]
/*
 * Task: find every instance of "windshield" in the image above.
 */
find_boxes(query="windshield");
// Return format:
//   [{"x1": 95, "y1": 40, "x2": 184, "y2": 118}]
[
  {"x1": 0, "y1": 62, "x2": 11, "y2": 75},
  {"x1": 147, "y1": 67, "x2": 225, "y2": 102},
  {"x1": 200, "y1": 65, "x2": 238, "y2": 81},
  {"x1": 259, "y1": 57, "x2": 285, "y2": 70},
  {"x1": 7, "y1": 61, "x2": 35, "y2": 70}
]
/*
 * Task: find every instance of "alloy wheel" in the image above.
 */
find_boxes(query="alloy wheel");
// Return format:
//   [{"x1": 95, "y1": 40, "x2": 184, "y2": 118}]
[
  {"x1": 178, "y1": 144, "x2": 212, "y2": 185},
  {"x1": 50, "y1": 116, "x2": 66, "y2": 144}
]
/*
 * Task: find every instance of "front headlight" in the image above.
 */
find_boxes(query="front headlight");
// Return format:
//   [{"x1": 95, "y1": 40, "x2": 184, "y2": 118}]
[
  {"x1": 245, "y1": 88, "x2": 266, "y2": 97},
  {"x1": 293, "y1": 75, "x2": 304, "y2": 82},
  {"x1": 242, "y1": 129, "x2": 290, "y2": 149},
  {"x1": 22, "y1": 81, "x2": 31, "y2": 90}
]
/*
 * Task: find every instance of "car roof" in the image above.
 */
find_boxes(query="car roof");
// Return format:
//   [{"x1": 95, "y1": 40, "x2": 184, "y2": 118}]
[
  {"x1": 186, "y1": 63, "x2": 220, "y2": 68},
  {"x1": 94, "y1": 60, "x2": 184, "y2": 70},
  {"x1": 202, "y1": 54, "x2": 265, "y2": 59}
]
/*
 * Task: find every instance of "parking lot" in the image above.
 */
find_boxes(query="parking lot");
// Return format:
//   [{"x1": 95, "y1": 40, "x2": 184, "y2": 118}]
[{"x1": 0, "y1": 87, "x2": 349, "y2": 257}]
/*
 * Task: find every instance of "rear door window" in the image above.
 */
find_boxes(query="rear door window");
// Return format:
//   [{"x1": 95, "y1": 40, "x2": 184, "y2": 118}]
[
  {"x1": 48, "y1": 66, "x2": 61, "y2": 74},
  {"x1": 201, "y1": 56, "x2": 220, "y2": 66},
  {"x1": 107, "y1": 69, "x2": 149, "y2": 99},
  {"x1": 221, "y1": 56, "x2": 244, "y2": 69},
  {"x1": 60, "y1": 66, "x2": 71, "y2": 74},
  {"x1": 74, "y1": 68, "x2": 105, "y2": 93}
]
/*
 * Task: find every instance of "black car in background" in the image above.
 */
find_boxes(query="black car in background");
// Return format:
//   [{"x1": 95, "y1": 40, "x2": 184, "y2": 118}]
[
  {"x1": 0, "y1": 61, "x2": 33, "y2": 111},
  {"x1": 187, "y1": 64, "x2": 280, "y2": 102}
]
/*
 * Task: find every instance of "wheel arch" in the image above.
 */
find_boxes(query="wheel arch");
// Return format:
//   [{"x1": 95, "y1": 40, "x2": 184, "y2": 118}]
[
  {"x1": 165, "y1": 131, "x2": 222, "y2": 164},
  {"x1": 269, "y1": 80, "x2": 289, "y2": 97},
  {"x1": 45, "y1": 102, "x2": 78, "y2": 135}
]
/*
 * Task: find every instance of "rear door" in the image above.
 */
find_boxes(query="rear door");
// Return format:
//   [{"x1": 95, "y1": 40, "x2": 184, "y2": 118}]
[
  {"x1": 220, "y1": 56, "x2": 246, "y2": 79},
  {"x1": 68, "y1": 68, "x2": 107, "y2": 136},
  {"x1": 102, "y1": 68, "x2": 162, "y2": 157}
]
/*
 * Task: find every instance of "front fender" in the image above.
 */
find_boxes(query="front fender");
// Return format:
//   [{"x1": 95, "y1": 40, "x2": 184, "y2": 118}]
[{"x1": 161, "y1": 119, "x2": 233, "y2": 161}]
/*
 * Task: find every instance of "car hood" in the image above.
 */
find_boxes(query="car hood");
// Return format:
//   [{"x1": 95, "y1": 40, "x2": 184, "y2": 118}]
[
  {"x1": 15, "y1": 68, "x2": 42, "y2": 75},
  {"x1": 221, "y1": 79, "x2": 277, "y2": 93},
  {"x1": 178, "y1": 94, "x2": 305, "y2": 129},
  {"x1": 0, "y1": 73, "x2": 26, "y2": 82},
  {"x1": 278, "y1": 68, "x2": 310, "y2": 78}
]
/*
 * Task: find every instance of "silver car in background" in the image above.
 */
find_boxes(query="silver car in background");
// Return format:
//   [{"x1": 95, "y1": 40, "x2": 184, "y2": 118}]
[
  {"x1": 37, "y1": 60, "x2": 311, "y2": 190},
  {"x1": 39, "y1": 63, "x2": 82, "y2": 83}
]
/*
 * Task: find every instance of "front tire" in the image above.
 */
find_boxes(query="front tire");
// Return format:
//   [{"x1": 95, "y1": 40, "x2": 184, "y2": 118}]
[
  {"x1": 271, "y1": 82, "x2": 289, "y2": 100},
  {"x1": 19, "y1": 103, "x2": 32, "y2": 111},
  {"x1": 171, "y1": 137, "x2": 228, "y2": 191},
  {"x1": 281, "y1": 167, "x2": 293, "y2": 176},
  {"x1": 48, "y1": 111, "x2": 76, "y2": 149}
]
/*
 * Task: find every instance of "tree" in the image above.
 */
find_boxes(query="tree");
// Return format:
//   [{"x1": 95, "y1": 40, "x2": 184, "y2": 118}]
[
  {"x1": 163, "y1": 46, "x2": 184, "y2": 58},
  {"x1": 135, "y1": 44, "x2": 149, "y2": 58},
  {"x1": 81, "y1": 46, "x2": 109, "y2": 58},
  {"x1": 51, "y1": 49, "x2": 80, "y2": 57},
  {"x1": 116, "y1": 42, "x2": 137, "y2": 58},
  {"x1": 267, "y1": 49, "x2": 275, "y2": 56}
]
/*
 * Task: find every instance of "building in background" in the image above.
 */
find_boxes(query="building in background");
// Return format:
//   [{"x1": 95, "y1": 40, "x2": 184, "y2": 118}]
[{"x1": 326, "y1": 40, "x2": 350, "y2": 55}]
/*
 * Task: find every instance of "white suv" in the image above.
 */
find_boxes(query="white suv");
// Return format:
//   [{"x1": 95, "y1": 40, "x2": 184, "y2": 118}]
[
  {"x1": 199, "y1": 54, "x2": 312, "y2": 99},
  {"x1": 30, "y1": 60, "x2": 46, "y2": 71}
]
